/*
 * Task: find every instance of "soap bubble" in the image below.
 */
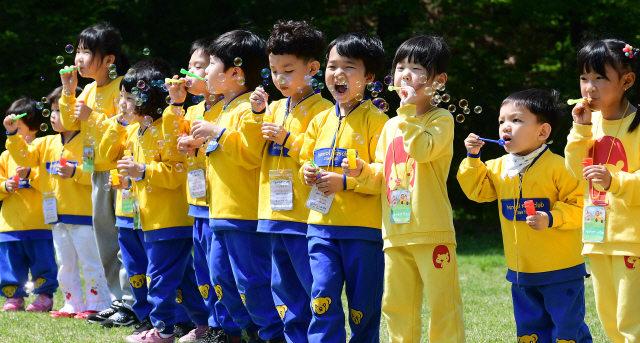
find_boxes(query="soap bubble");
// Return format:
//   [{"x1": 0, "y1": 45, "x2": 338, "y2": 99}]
[
  {"x1": 40, "y1": 123, "x2": 48, "y2": 131},
  {"x1": 448, "y1": 105, "x2": 456, "y2": 113},
  {"x1": 143, "y1": 116, "x2": 153, "y2": 127},
  {"x1": 463, "y1": 107, "x2": 471, "y2": 114},
  {"x1": 311, "y1": 79, "x2": 318, "y2": 87},
  {"x1": 150, "y1": 128, "x2": 159, "y2": 138},
  {"x1": 304, "y1": 75, "x2": 313, "y2": 86},
  {"x1": 430, "y1": 98, "x2": 440, "y2": 106},
  {"x1": 103, "y1": 183, "x2": 111, "y2": 191},
  {"x1": 108, "y1": 71, "x2": 117, "y2": 79},
  {"x1": 156, "y1": 108, "x2": 163, "y2": 115},
  {"x1": 164, "y1": 133, "x2": 172, "y2": 142},
  {"x1": 19, "y1": 150, "x2": 26, "y2": 157},
  {"x1": 371, "y1": 91, "x2": 379, "y2": 98},
  {"x1": 131, "y1": 87, "x2": 139, "y2": 96},
  {"x1": 23, "y1": 281, "x2": 34, "y2": 295},
  {"x1": 354, "y1": 81, "x2": 362, "y2": 89},
  {"x1": 185, "y1": 79, "x2": 193, "y2": 88},
  {"x1": 42, "y1": 109, "x2": 50, "y2": 117},
  {"x1": 276, "y1": 74, "x2": 286, "y2": 85},
  {"x1": 355, "y1": 93, "x2": 363, "y2": 102},
  {"x1": 367, "y1": 82, "x2": 375, "y2": 91},
  {"x1": 335, "y1": 75, "x2": 346, "y2": 85},
  {"x1": 198, "y1": 94, "x2": 205, "y2": 102},
  {"x1": 474, "y1": 106, "x2": 482, "y2": 114},
  {"x1": 234, "y1": 57, "x2": 243, "y2": 66},
  {"x1": 143, "y1": 48, "x2": 150, "y2": 55},
  {"x1": 124, "y1": 74, "x2": 133, "y2": 82},
  {"x1": 192, "y1": 95, "x2": 200, "y2": 104},
  {"x1": 352, "y1": 132, "x2": 359, "y2": 139},
  {"x1": 166, "y1": 96, "x2": 173, "y2": 105},
  {"x1": 432, "y1": 81, "x2": 441, "y2": 90},
  {"x1": 217, "y1": 73, "x2": 226, "y2": 82},
  {"x1": 109, "y1": 132, "x2": 118, "y2": 142},
  {"x1": 297, "y1": 86, "x2": 304, "y2": 93},
  {"x1": 263, "y1": 79, "x2": 269, "y2": 86},
  {"x1": 41, "y1": 97, "x2": 48, "y2": 104},
  {"x1": 108, "y1": 64, "x2": 117, "y2": 72},
  {"x1": 175, "y1": 163, "x2": 184, "y2": 172},
  {"x1": 456, "y1": 114, "x2": 465, "y2": 123},
  {"x1": 237, "y1": 76, "x2": 245, "y2": 86},
  {"x1": 153, "y1": 320, "x2": 165, "y2": 331},
  {"x1": 261, "y1": 68, "x2": 270, "y2": 78},
  {"x1": 146, "y1": 186, "x2": 152, "y2": 193},
  {"x1": 65, "y1": 44, "x2": 74, "y2": 54},
  {"x1": 137, "y1": 80, "x2": 146, "y2": 89},
  {"x1": 327, "y1": 84, "x2": 335, "y2": 92},
  {"x1": 187, "y1": 156, "x2": 196, "y2": 166},
  {"x1": 135, "y1": 98, "x2": 143, "y2": 107},
  {"x1": 291, "y1": 142, "x2": 300, "y2": 151},
  {"x1": 360, "y1": 100, "x2": 369, "y2": 108},
  {"x1": 441, "y1": 94, "x2": 451, "y2": 103},
  {"x1": 255, "y1": 116, "x2": 262, "y2": 124},
  {"x1": 418, "y1": 75, "x2": 428, "y2": 84},
  {"x1": 56, "y1": 56, "x2": 64, "y2": 64},
  {"x1": 372, "y1": 98, "x2": 389, "y2": 112},
  {"x1": 208, "y1": 95, "x2": 216, "y2": 102},
  {"x1": 459, "y1": 99, "x2": 469, "y2": 108},
  {"x1": 318, "y1": 83, "x2": 325, "y2": 89},
  {"x1": 156, "y1": 140, "x2": 165, "y2": 149},
  {"x1": 317, "y1": 70, "x2": 323, "y2": 76},
  {"x1": 384, "y1": 76, "x2": 393, "y2": 85},
  {"x1": 36, "y1": 102, "x2": 44, "y2": 110}
]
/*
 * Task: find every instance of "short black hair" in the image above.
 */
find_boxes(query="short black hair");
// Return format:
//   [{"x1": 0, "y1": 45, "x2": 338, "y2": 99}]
[
  {"x1": 5, "y1": 97, "x2": 41, "y2": 132},
  {"x1": 577, "y1": 38, "x2": 640, "y2": 132},
  {"x1": 48, "y1": 86, "x2": 83, "y2": 106},
  {"x1": 392, "y1": 35, "x2": 451, "y2": 80},
  {"x1": 190, "y1": 36, "x2": 216, "y2": 56},
  {"x1": 325, "y1": 32, "x2": 386, "y2": 76},
  {"x1": 502, "y1": 89, "x2": 564, "y2": 142},
  {"x1": 76, "y1": 21, "x2": 131, "y2": 76},
  {"x1": 206, "y1": 30, "x2": 268, "y2": 90},
  {"x1": 120, "y1": 58, "x2": 173, "y2": 121},
  {"x1": 266, "y1": 20, "x2": 326, "y2": 62}
]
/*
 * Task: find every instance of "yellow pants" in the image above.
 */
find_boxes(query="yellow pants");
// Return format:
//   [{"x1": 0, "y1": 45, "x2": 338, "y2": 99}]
[
  {"x1": 382, "y1": 243, "x2": 465, "y2": 343},
  {"x1": 589, "y1": 254, "x2": 640, "y2": 343}
]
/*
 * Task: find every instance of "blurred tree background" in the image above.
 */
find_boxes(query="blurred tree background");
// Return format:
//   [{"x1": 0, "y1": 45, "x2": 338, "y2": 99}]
[{"x1": 1, "y1": 0, "x2": 639, "y2": 227}]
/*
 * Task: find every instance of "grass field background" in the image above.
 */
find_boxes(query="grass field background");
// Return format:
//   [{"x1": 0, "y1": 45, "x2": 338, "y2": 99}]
[{"x1": 0, "y1": 228, "x2": 609, "y2": 342}]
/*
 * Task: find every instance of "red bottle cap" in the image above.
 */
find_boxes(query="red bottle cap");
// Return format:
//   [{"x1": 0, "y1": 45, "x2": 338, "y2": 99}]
[
  {"x1": 12, "y1": 175, "x2": 19, "y2": 182},
  {"x1": 60, "y1": 157, "x2": 67, "y2": 166},
  {"x1": 78, "y1": 100, "x2": 85, "y2": 104},
  {"x1": 524, "y1": 200, "x2": 536, "y2": 216}
]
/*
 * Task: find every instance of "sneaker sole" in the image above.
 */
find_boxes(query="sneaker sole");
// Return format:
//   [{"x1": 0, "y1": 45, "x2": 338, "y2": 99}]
[{"x1": 103, "y1": 319, "x2": 137, "y2": 328}]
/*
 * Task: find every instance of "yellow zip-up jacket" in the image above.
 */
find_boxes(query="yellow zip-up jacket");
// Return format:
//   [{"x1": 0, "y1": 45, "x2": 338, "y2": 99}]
[
  {"x1": 6, "y1": 131, "x2": 92, "y2": 225},
  {"x1": 99, "y1": 122, "x2": 140, "y2": 229},
  {"x1": 354, "y1": 105, "x2": 456, "y2": 249},
  {"x1": 207, "y1": 92, "x2": 267, "y2": 231},
  {"x1": 58, "y1": 77, "x2": 122, "y2": 172},
  {"x1": 162, "y1": 101, "x2": 224, "y2": 219},
  {"x1": 102, "y1": 118, "x2": 192, "y2": 240},
  {"x1": 565, "y1": 111, "x2": 640, "y2": 257},
  {"x1": 0, "y1": 150, "x2": 49, "y2": 241},
  {"x1": 299, "y1": 100, "x2": 388, "y2": 242},
  {"x1": 457, "y1": 148, "x2": 587, "y2": 285},
  {"x1": 257, "y1": 94, "x2": 333, "y2": 235}
]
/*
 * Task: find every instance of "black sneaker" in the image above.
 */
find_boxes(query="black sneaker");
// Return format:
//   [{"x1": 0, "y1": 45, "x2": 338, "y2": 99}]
[
  {"x1": 174, "y1": 321, "x2": 197, "y2": 338},
  {"x1": 201, "y1": 329, "x2": 222, "y2": 343},
  {"x1": 100, "y1": 306, "x2": 139, "y2": 327},
  {"x1": 86, "y1": 302, "x2": 120, "y2": 324},
  {"x1": 131, "y1": 318, "x2": 153, "y2": 335}
]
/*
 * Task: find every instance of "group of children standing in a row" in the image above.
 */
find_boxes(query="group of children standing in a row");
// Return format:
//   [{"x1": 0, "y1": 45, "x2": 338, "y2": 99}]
[{"x1": 1, "y1": 18, "x2": 638, "y2": 343}]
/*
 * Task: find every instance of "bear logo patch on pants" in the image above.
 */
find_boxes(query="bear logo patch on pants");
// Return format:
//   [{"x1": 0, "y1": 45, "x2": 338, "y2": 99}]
[
  {"x1": 517, "y1": 334, "x2": 538, "y2": 343},
  {"x1": 34, "y1": 277, "x2": 46, "y2": 289},
  {"x1": 312, "y1": 297, "x2": 331, "y2": 314},
  {"x1": 199, "y1": 284, "x2": 210, "y2": 299},
  {"x1": 556, "y1": 339, "x2": 576, "y2": 343},
  {"x1": 277, "y1": 305, "x2": 288, "y2": 320},
  {"x1": 214, "y1": 285, "x2": 223, "y2": 300},
  {"x1": 624, "y1": 256, "x2": 638, "y2": 269},
  {"x1": 240, "y1": 294, "x2": 246, "y2": 306},
  {"x1": 176, "y1": 289, "x2": 183, "y2": 304},
  {"x1": 2, "y1": 285, "x2": 17, "y2": 298},
  {"x1": 129, "y1": 274, "x2": 146, "y2": 289},
  {"x1": 350, "y1": 308, "x2": 363, "y2": 325},
  {"x1": 432, "y1": 245, "x2": 451, "y2": 269}
]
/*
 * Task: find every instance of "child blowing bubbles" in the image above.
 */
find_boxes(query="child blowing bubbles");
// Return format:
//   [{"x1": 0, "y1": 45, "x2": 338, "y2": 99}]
[
  {"x1": 565, "y1": 39, "x2": 640, "y2": 342},
  {"x1": 458, "y1": 89, "x2": 591, "y2": 343}
]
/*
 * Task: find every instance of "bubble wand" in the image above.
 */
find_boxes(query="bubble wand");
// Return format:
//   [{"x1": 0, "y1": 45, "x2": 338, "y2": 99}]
[
  {"x1": 12, "y1": 113, "x2": 27, "y2": 121},
  {"x1": 101, "y1": 113, "x2": 124, "y2": 126},
  {"x1": 478, "y1": 137, "x2": 506, "y2": 146},
  {"x1": 388, "y1": 86, "x2": 402, "y2": 91},
  {"x1": 310, "y1": 159, "x2": 322, "y2": 179},
  {"x1": 567, "y1": 98, "x2": 592, "y2": 105},
  {"x1": 180, "y1": 68, "x2": 205, "y2": 81},
  {"x1": 59, "y1": 67, "x2": 80, "y2": 74},
  {"x1": 165, "y1": 78, "x2": 185, "y2": 84}
]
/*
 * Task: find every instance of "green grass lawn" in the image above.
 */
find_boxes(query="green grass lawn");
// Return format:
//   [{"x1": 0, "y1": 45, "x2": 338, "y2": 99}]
[{"x1": 0, "y1": 229, "x2": 609, "y2": 342}]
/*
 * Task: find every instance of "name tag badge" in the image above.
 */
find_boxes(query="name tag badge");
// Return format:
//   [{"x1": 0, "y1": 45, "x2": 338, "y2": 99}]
[
  {"x1": 583, "y1": 205, "x2": 606, "y2": 243},
  {"x1": 82, "y1": 147, "x2": 95, "y2": 173},
  {"x1": 187, "y1": 169, "x2": 207, "y2": 199},
  {"x1": 121, "y1": 190, "x2": 133, "y2": 214},
  {"x1": 269, "y1": 169, "x2": 293, "y2": 211},
  {"x1": 306, "y1": 184, "x2": 334, "y2": 215},
  {"x1": 42, "y1": 191, "x2": 58, "y2": 224},
  {"x1": 390, "y1": 189, "x2": 411, "y2": 224}
]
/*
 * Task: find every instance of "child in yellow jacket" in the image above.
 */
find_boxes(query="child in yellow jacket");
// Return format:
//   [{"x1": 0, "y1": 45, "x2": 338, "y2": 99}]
[
  {"x1": 0, "y1": 98, "x2": 57, "y2": 313},
  {"x1": 565, "y1": 38, "x2": 640, "y2": 342},
  {"x1": 343, "y1": 35, "x2": 464, "y2": 343},
  {"x1": 300, "y1": 32, "x2": 388, "y2": 343},
  {"x1": 5, "y1": 89, "x2": 112, "y2": 316},
  {"x1": 250, "y1": 20, "x2": 333, "y2": 343},
  {"x1": 458, "y1": 89, "x2": 591, "y2": 343}
]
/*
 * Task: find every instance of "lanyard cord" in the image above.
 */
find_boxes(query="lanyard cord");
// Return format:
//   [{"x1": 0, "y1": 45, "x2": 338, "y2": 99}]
[{"x1": 590, "y1": 101, "x2": 629, "y2": 204}]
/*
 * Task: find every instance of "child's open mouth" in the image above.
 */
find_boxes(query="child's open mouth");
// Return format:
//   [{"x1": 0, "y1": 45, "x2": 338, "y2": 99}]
[
  {"x1": 502, "y1": 135, "x2": 512, "y2": 145},
  {"x1": 335, "y1": 85, "x2": 348, "y2": 95}
]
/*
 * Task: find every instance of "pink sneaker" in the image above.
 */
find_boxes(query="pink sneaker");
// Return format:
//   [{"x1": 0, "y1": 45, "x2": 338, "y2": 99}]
[
  {"x1": 125, "y1": 328, "x2": 175, "y2": 343},
  {"x1": 26, "y1": 294, "x2": 53, "y2": 312},
  {"x1": 179, "y1": 325, "x2": 210, "y2": 342},
  {"x1": 2, "y1": 297, "x2": 24, "y2": 311}
]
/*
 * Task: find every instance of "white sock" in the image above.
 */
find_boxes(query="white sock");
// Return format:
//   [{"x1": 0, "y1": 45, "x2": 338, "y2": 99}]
[{"x1": 158, "y1": 332, "x2": 172, "y2": 338}]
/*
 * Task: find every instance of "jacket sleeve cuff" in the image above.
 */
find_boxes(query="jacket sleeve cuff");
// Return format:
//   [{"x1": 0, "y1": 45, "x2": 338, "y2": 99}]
[
  {"x1": 607, "y1": 172, "x2": 621, "y2": 194},
  {"x1": 396, "y1": 104, "x2": 416, "y2": 119},
  {"x1": 134, "y1": 165, "x2": 147, "y2": 181},
  {"x1": 548, "y1": 210, "x2": 563, "y2": 228},
  {"x1": 71, "y1": 164, "x2": 76, "y2": 178},
  {"x1": 354, "y1": 162, "x2": 371, "y2": 185},
  {"x1": 252, "y1": 108, "x2": 266, "y2": 115},
  {"x1": 25, "y1": 168, "x2": 31, "y2": 179},
  {"x1": 467, "y1": 152, "x2": 481, "y2": 158},
  {"x1": 6, "y1": 130, "x2": 18, "y2": 136},
  {"x1": 573, "y1": 122, "x2": 593, "y2": 138},
  {"x1": 465, "y1": 156, "x2": 484, "y2": 168},
  {"x1": 1, "y1": 182, "x2": 8, "y2": 193}
]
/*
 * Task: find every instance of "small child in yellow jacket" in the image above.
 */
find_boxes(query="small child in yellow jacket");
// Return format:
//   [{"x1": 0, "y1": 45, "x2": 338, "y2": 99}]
[
  {"x1": 565, "y1": 38, "x2": 640, "y2": 342},
  {"x1": 5, "y1": 88, "x2": 112, "y2": 316},
  {"x1": 343, "y1": 35, "x2": 464, "y2": 343},
  {"x1": 457, "y1": 89, "x2": 591, "y2": 343},
  {"x1": 0, "y1": 98, "x2": 57, "y2": 312}
]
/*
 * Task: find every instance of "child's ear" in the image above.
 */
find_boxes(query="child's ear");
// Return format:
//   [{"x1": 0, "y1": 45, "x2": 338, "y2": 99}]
[
  {"x1": 308, "y1": 61, "x2": 321, "y2": 76},
  {"x1": 104, "y1": 54, "x2": 116, "y2": 67},
  {"x1": 436, "y1": 73, "x2": 448, "y2": 86},
  {"x1": 231, "y1": 67, "x2": 245, "y2": 79},
  {"x1": 539, "y1": 122, "x2": 551, "y2": 141},
  {"x1": 622, "y1": 71, "x2": 635, "y2": 92},
  {"x1": 365, "y1": 72, "x2": 375, "y2": 84}
]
